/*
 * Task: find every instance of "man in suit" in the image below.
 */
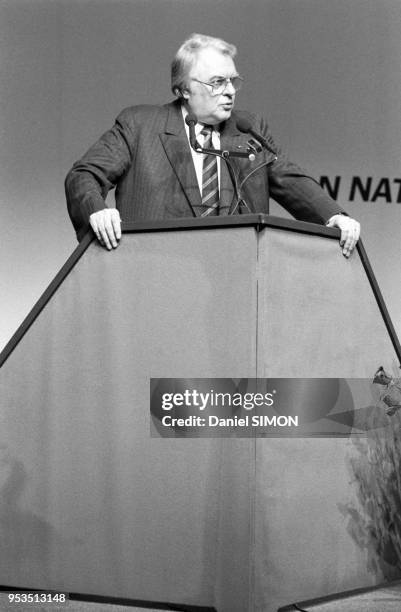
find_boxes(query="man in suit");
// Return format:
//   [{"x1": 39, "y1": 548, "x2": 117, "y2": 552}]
[{"x1": 65, "y1": 33, "x2": 360, "y2": 257}]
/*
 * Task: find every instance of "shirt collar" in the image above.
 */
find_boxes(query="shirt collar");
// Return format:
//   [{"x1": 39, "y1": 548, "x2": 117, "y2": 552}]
[{"x1": 181, "y1": 105, "x2": 220, "y2": 137}]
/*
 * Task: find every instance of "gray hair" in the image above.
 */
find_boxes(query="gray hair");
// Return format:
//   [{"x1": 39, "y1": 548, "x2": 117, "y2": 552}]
[{"x1": 171, "y1": 33, "x2": 237, "y2": 97}]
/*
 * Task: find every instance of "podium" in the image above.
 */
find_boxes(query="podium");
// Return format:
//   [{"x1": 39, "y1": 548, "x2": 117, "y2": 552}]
[{"x1": 0, "y1": 215, "x2": 399, "y2": 612}]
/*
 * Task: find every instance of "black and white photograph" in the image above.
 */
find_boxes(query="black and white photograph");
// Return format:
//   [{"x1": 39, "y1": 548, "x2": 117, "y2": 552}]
[{"x1": 1, "y1": 1, "x2": 401, "y2": 611}]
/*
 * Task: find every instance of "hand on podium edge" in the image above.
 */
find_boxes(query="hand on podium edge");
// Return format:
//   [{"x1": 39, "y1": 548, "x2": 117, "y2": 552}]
[
  {"x1": 90, "y1": 208, "x2": 122, "y2": 250},
  {"x1": 326, "y1": 214, "x2": 360, "y2": 258}
]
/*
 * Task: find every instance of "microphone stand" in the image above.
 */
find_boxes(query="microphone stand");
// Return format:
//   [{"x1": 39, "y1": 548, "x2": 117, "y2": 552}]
[
  {"x1": 186, "y1": 118, "x2": 254, "y2": 215},
  {"x1": 234, "y1": 119, "x2": 279, "y2": 215},
  {"x1": 197, "y1": 141, "x2": 252, "y2": 214}
]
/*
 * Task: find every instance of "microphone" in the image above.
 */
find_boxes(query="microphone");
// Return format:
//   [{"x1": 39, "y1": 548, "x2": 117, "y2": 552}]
[
  {"x1": 184, "y1": 113, "x2": 251, "y2": 214},
  {"x1": 185, "y1": 113, "x2": 200, "y2": 151},
  {"x1": 236, "y1": 117, "x2": 278, "y2": 158},
  {"x1": 185, "y1": 113, "x2": 254, "y2": 160},
  {"x1": 234, "y1": 117, "x2": 278, "y2": 215}
]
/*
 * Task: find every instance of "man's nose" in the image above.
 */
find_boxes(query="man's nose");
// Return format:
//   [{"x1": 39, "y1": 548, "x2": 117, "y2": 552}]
[{"x1": 224, "y1": 79, "x2": 236, "y2": 95}]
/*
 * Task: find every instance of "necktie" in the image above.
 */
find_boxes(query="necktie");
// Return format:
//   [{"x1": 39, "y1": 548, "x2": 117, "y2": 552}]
[{"x1": 200, "y1": 125, "x2": 219, "y2": 216}]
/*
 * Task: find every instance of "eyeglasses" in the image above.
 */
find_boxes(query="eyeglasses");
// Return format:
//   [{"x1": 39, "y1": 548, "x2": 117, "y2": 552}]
[{"x1": 191, "y1": 76, "x2": 243, "y2": 96}]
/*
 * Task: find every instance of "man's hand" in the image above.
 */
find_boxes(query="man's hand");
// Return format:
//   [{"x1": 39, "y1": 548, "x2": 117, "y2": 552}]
[
  {"x1": 89, "y1": 208, "x2": 122, "y2": 250},
  {"x1": 326, "y1": 214, "x2": 360, "y2": 258}
]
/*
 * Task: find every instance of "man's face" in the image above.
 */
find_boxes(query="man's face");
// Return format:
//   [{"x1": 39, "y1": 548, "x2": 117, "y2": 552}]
[{"x1": 183, "y1": 47, "x2": 238, "y2": 125}]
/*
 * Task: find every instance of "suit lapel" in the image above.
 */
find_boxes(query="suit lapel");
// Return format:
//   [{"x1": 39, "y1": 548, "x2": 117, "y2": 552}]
[{"x1": 160, "y1": 101, "x2": 201, "y2": 216}]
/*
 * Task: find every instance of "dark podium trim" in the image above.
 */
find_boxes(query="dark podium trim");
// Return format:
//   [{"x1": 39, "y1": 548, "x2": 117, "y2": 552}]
[
  {"x1": 120, "y1": 213, "x2": 341, "y2": 239},
  {"x1": 357, "y1": 239, "x2": 401, "y2": 368},
  {"x1": 277, "y1": 579, "x2": 401, "y2": 611},
  {"x1": 0, "y1": 585, "x2": 216, "y2": 611},
  {"x1": 0, "y1": 230, "x2": 93, "y2": 367},
  {"x1": 2, "y1": 214, "x2": 401, "y2": 371}
]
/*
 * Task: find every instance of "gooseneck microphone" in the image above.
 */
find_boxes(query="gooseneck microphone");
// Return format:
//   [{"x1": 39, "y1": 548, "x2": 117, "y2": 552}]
[
  {"x1": 185, "y1": 114, "x2": 255, "y2": 160},
  {"x1": 184, "y1": 113, "x2": 252, "y2": 214},
  {"x1": 235, "y1": 117, "x2": 278, "y2": 216},
  {"x1": 185, "y1": 113, "x2": 199, "y2": 151},
  {"x1": 236, "y1": 117, "x2": 278, "y2": 158}
]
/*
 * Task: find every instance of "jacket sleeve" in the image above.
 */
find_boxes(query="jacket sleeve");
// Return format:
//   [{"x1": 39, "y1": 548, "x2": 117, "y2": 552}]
[
  {"x1": 65, "y1": 110, "x2": 134, "y2": 241},
  {"x1": 258, "y1": 115, "x2": 345, "y2": 224}
]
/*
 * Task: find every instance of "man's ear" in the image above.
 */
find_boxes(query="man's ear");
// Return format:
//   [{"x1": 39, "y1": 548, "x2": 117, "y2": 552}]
[{"x1": 173, "y1": 87, "x2": 189, "y2": 100}]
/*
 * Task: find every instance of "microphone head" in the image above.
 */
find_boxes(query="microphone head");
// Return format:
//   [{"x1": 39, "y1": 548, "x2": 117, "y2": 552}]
[
  {"x1": 185, "y1": 113, "x2": 198, "y2": 126},
  {"x1": 236, "y1": 116, "x2": 253, "y2": 134}
]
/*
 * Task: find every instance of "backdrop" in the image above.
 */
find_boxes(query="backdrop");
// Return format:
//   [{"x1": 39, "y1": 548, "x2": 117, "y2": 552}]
[{"x1": 1, "y1": 0, "x2": 401, "y2": 348}]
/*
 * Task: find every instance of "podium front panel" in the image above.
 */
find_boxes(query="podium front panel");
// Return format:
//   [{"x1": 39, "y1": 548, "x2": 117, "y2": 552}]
[
  {"x1": 0, "y1": 226, "x2": 258, "y2": 610},
  {"x1": 254, "y1": 227, "x2": 398, "y2": 612},
  {"x1": 1, "y1": 218, "x2": 400, "y2": 612}
]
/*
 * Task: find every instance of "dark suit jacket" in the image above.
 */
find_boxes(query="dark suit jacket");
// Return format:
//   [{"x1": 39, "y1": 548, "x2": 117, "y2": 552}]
[{"x1": 65, "y1": 100, "x2": 344, "y2": 241}]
